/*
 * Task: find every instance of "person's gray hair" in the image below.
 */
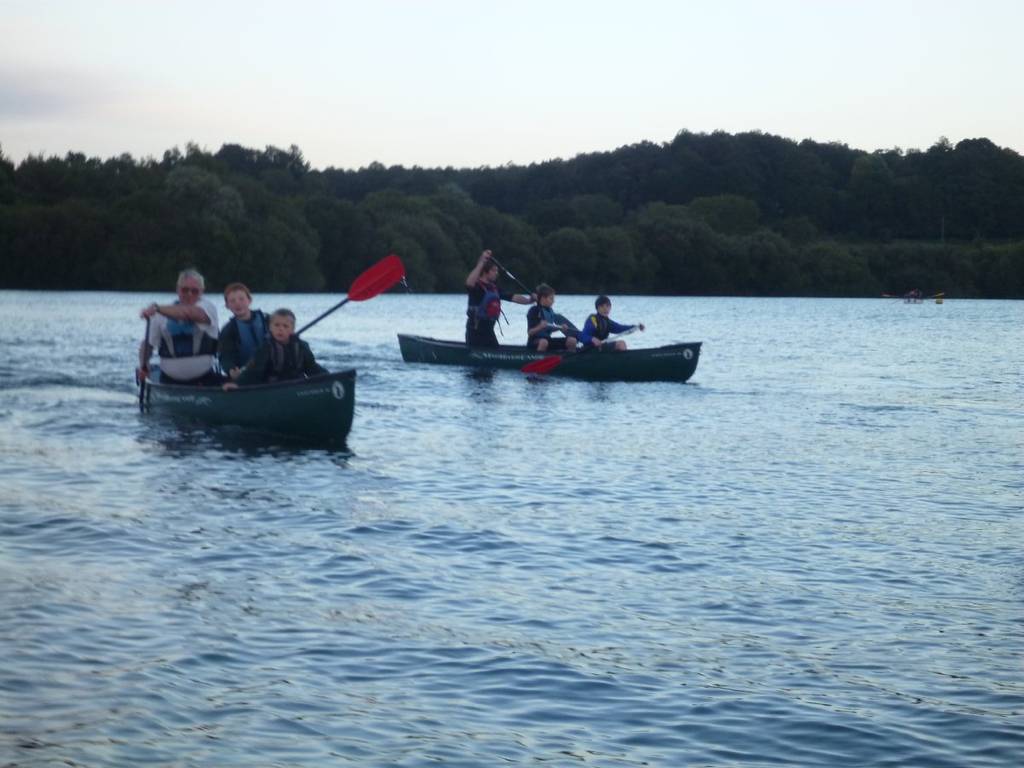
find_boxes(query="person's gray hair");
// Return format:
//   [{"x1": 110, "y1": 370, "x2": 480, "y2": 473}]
[{"x1": 176, "y1": 268, "x2": 205, "y2": 290}]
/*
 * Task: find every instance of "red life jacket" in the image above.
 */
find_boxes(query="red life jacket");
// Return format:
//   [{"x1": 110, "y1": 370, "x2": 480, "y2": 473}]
[{"x1": 472, "y1": 281, "x2": 502, "y2": 321}]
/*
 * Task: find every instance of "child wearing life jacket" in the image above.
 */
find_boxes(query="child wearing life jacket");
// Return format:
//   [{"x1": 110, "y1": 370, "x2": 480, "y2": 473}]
[
  {"x1": 223, "y1": 309, "x2": 327, "y2": 388},
  {"x1": 464, "y1": 249, "x2": 536, "y2": 347},
  {"x1": 526, "y1": 284, "x2": 578, "y2": 352},
  {"x1": 578, "y1": 295, "x2": 644, "y2": 351},
  {"x1": 218, "y1": 282, "x2": 270, "y2": 380}
]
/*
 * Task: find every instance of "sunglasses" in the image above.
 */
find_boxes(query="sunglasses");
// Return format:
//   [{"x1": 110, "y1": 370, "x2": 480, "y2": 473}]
[{"x1": 178, "y1": 286, "x2": 201, "y2": 295}]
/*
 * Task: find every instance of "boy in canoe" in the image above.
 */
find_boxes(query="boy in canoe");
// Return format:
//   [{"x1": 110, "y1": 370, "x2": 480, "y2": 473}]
[
  {"x1": 578, "y1": 295, "x2": 644, "y2": 351},
  {"x1": 218, "y1": 282, "x2": 270, "y2": 381},
  {"x1": 223, "y1": 309, "x2": 326, "y2": 389},
  {"x1": 526, "y1": 284, "x2": 578, "y2": 352}
]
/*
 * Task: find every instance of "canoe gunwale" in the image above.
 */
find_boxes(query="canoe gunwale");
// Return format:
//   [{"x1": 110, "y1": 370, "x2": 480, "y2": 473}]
[{"x1": 146, "y1": 368, "x2": 355, "y2": 393}]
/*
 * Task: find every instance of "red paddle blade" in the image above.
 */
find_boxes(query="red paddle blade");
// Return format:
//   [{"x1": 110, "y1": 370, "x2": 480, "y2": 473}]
[
  {"x1": 347, "y1": 254, "x2": 405, "y2": 301},
  {"x1": 521, "y1": 355, "x2": 562, "y2": 375}
]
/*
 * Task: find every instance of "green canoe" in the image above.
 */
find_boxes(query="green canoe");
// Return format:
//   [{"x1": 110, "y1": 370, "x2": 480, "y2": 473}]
[
  {"x1": 397, "y1": 334, "x2": 701, "y2": 383},
  {"x1": 142, "y1": 368, "x2": 356, "y2": 444}
]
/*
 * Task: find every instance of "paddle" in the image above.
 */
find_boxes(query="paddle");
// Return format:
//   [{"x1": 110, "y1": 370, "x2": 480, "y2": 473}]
[
  {"x1": 136, "y1": 317, "x2": 150, "y2": 412},
  {"x1": 552, "y1": 313, "x2": 580, "y2": 335},
  {"x1": 521, "y1": 354, "x2": 565, "y2": 375},
  {"x1": 521, "y1": 329, "x2": 640, "y2": 375},
  {"x1": 488, "y1": 255, "x2": 534, "y2": 296},
  {"x1": 296, "y1": 254, "x2": 405, "y2": 336}
]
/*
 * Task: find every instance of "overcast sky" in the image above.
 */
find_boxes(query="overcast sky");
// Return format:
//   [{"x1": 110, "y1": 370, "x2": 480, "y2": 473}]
[{"x1": 1, "y1": 0, "x2": 1021, "y2": 170}]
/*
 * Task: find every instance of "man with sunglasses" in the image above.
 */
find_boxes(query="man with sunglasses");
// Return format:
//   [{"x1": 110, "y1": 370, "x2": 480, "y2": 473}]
[{"x1": 138, "y1": 268, "x2": 221, "y2": 385}]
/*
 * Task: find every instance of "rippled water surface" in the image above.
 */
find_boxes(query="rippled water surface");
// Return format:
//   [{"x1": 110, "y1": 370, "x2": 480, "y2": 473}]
[{"x1": 1, "y1": 291, "x2": 1022, "y2": 767}]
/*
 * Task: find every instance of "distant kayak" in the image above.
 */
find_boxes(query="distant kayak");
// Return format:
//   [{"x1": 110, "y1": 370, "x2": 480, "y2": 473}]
[
  {"x1": 142, "y1": 367, "x2": 355, "y2": 444},
  {"x1": 398, "y1": 334, "x2": 701, "y2": 383}
]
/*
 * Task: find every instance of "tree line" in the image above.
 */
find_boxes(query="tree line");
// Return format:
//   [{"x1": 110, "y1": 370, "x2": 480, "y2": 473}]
[{"x1": 1, "y1": 130, "x2": 1022, "y2": 298}]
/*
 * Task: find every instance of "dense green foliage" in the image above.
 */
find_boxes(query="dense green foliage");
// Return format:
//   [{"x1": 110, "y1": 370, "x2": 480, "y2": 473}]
[{"x1": 2, "y1": 131, "x2": 1022, "y2": 297}]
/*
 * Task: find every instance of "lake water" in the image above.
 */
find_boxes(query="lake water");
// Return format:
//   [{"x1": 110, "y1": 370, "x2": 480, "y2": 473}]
[{"x1": 1, "y1": 290, "x2": 1021, "y2": 767}]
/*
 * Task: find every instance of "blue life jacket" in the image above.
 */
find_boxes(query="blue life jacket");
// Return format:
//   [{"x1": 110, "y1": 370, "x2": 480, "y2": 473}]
[
  {"x1": 235, "y1": 310, "x2": 268, "y2": 366},
  {"x1": 159, "y1": 302, "x2": 218, "y2": 358},
  {"x1": 536, "y1": 305, "x2": 556, "y2": 338}
]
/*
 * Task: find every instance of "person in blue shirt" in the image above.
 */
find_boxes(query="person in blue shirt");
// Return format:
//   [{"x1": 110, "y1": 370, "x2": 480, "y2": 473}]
[{"x1": 578, "y1": 295, "x2": 644, "y2": 351}]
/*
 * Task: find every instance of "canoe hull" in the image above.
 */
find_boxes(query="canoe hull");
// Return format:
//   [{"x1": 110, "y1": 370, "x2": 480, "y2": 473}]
[
  {"x1": 398, "y1": 334, "x2": 701, "y2": 383},
  {"x1": 143, "y1": 369, "x2": 356, "y2": 444}
]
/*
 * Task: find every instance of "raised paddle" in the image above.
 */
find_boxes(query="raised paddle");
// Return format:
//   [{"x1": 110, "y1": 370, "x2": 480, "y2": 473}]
[
  {"x1": 488, "y1": 255, "x2": 534, "y2": 296},
  {"x1": 296, "y1": 254, "x2": 405, "y2": 336}
]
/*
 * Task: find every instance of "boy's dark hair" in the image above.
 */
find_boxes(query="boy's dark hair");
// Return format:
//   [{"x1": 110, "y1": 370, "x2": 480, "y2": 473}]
[
  {"x1": 271, "y1": 308, "x2": 296, "y2": 324},
  {"x1": 535, "y1": 283, "x2": 555, "y2": 299},
  {"x1": 595, "y1": 295, "x2": 611, "y2": 309}
]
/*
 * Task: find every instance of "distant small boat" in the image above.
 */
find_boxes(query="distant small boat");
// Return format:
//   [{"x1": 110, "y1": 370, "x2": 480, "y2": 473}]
[
  {"x1": 142, "y1": 367, "x2": 355, "y2": 444},
  {"x1": 882, "y1": 290, "x2": 943, "y2": 304},
  {"x1": 398, "y1": 334, "x2": 702, "y2": 383}
]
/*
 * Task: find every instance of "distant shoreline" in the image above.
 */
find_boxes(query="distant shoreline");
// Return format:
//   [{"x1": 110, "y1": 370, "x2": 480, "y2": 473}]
[{"x1": 2, "y1": 133, "x2": 1022, "y2": 299}]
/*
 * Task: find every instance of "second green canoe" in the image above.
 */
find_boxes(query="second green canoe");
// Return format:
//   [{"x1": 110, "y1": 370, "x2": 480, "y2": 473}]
[{"x1": 398, "y1": 334, "x2": 701, "y2": 383}]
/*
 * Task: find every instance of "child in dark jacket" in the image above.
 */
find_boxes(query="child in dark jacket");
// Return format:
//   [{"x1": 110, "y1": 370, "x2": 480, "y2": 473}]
[
  {"x1": 219, "y1": 282, "x2": 269, "y2": 380},
  {"x1": 223, "y1": 309, "x2": 327, "y2": 388},
  {"x1": 526, "y1": 283, "x2": 578, "y2": 352}
]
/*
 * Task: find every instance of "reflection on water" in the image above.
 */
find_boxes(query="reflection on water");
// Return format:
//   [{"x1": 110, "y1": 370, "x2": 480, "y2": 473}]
[{"x1": 140, "y1": 419, "x2": 355, "y2": 461}]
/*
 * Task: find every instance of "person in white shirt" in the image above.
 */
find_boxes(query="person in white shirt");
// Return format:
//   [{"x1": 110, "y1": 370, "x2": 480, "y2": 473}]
[{"x1": 138, "y1": 268, "x2": 221, "y2": 385}]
